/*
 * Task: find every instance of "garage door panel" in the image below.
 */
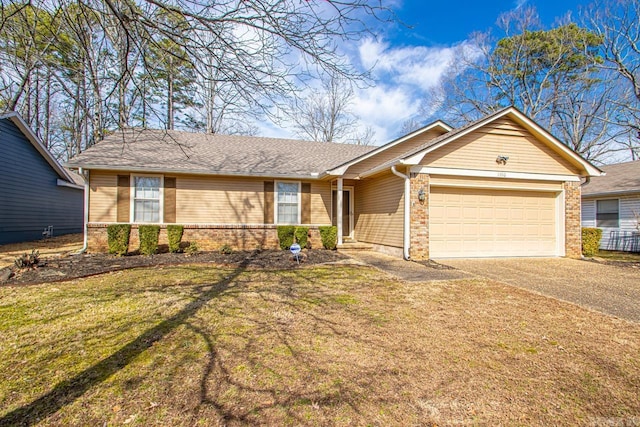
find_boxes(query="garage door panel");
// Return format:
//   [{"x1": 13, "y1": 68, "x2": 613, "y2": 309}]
[{"x1": 430, "y1": 187, "x2": 558, "y2": 258}]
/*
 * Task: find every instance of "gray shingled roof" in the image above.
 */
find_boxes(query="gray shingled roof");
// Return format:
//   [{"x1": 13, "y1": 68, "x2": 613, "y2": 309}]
[
  {"x1": 66, "y1": 129, "x2": 375, "y2": 178},
  {"x1": 582, "y1": 160, "x2": 640, "y2": 196}
]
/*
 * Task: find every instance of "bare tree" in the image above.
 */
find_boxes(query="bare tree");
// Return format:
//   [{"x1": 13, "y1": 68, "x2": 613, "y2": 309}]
[
  {"x1": 0, "y1": 0, "x2": 391, "y2": 158},
  {"x1": 585, "y1": 0, "x2": 640, "y2": 159}
]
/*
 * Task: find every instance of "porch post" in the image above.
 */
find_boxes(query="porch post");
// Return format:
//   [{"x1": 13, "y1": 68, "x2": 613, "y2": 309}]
[{"x1": 337, "y1": 178, "x2": 343, "y2": 246}]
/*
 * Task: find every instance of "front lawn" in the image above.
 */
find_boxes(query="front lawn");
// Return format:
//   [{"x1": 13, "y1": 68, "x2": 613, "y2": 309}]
[
  {"x1": 597, "y1": 250, "x2": 640, "y2": 262},
  {"x1": 0, "y1": 263, "x2": 639, "y2": 425}
]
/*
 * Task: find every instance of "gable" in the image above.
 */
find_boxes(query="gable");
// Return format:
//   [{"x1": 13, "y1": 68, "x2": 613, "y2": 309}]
[
  {"x1": 0, "y1": 119, "x2": 63, "y2": 184},
  {"x1": 420, "y1": 116, "x2": 581, "y2": 176},
  {"x1": 340, "y1": 127, "x2": 449, "y2": 178}
]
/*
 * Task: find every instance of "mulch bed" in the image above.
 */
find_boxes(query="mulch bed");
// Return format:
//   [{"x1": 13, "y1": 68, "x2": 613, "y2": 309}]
[{"x1": 0, "y1": 249, "x2": 350, "y2": 287}]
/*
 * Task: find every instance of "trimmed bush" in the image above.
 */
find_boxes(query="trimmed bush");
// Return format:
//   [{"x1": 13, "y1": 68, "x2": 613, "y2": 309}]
[
  {"x1": 167, "y1": 225, "x2": 184, "y2": 253},
  {"x1": 185, "y1": 241, "x2": 199, "y2": 256},
  {"x1": 319, "y1": 226, "x2": 338, "y2": 250},
  {"x1": 582, "y1": 227, "x2": 603, "y2": 257},
  {"x1": 107, "y1": 224, "x2": 131, "y2": 256},
  {"x1": 219, "y1": 244, "x2": 233, "y2": 255},
  {"x1": 294, "y1": 227, "x2": 310, "y2": 249},
  {"x1": 139, "y1": 225, "x2": 160, "y2": 255},
  {"x1": 277, "y1": 225, "x2": 296, "y2": 250}
]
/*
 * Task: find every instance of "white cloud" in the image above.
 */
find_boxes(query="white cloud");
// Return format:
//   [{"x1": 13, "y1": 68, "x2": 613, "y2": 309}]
[{"x1": 351, "y1": 38, "x2": 477, "y2": 143}]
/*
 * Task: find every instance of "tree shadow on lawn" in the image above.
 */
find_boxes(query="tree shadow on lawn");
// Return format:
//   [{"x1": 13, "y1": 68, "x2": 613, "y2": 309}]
[
  {"x1": 0, "y1": 254, "x2": 259, "y2": 427},
  {"x1": 0, "y1": 259, "x2": 381, "y2": 426}
]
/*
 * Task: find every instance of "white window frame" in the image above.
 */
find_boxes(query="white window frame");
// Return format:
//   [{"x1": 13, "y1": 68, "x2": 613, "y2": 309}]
[
  {"x1": 130, "y1": 174, "x2": 164, "y2": 224},
  {"x1": 274, "y1": 180, "x2": 301, "y2": 225},
  {"x1": 596, "y1": 198, "x2": 620, "y2": 228}
]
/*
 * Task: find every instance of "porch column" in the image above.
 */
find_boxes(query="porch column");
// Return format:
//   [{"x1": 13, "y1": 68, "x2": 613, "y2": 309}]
[{"x1": 337, "y1": 178, "x2": 343, "y2": 245}]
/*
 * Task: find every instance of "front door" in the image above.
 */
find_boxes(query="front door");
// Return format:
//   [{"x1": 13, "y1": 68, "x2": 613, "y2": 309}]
[{"x1": 332, "y1": 189, "x2": 352, "y2": 238}]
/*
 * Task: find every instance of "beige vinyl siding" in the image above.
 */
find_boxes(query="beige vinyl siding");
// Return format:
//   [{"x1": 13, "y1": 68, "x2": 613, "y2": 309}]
[
  {"x1": 423, "y1": 117, "x2": 580, "y2": 175},
  {"x1": 176, "y1": 176, "x2": 266, "y2": 224},
  {"x1": 88, "y1": 172, "x2": 331, "y2": 225},
  {"x1": 311, "y1": 181, "x2": 331, "y2": 224},
  {"x1": 89, "y1": 171, "x2": 117, "y2": 222},
  {"x1": 177, "y1": 175, "x2": 331, "y2": 225},
  {"x1": 354, "y1": 171, "x2": 404, "y2": 248},
  {"x1": 430, "y1": 175, "x2": 563, "y2": 191},
  {"x1": 344, "y1": 129, "x2": 447, "y2": 177}
]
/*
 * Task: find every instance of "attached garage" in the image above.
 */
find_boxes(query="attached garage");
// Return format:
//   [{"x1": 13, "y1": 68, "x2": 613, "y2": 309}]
[{"x1": 429, "y1": 186, "x2": 561, "y2": 258}]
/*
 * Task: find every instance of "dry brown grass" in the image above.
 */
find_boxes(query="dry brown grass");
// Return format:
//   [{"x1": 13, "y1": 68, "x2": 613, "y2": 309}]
[
  {"x1": 0, "y1": 263, "x2": 638, "y2": 426},
  {"x1": 0, "y1": 234, "x2": 83, "y2": 268}
]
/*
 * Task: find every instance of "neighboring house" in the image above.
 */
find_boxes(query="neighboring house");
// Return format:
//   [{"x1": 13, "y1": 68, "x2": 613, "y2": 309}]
[
  {"x1": 581, "y1": 160, "x2": 640, "y2": 252},
  {"x1": 65, "y1": 106, "x2": 601, "y2": 259},
  {"x1": 0, "y1": 112, "x2": 84, "y2": 245}
]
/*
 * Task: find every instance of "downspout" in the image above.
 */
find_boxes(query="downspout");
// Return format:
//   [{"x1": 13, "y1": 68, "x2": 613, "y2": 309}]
[
  {"x1": 580, "y1": 176, "x2": 591, "y2": 187},
  {"x1": 391, "y1": 165, "x2": 411, "y2": 260},
  {"x1": 76, "y1": 167, "x2": 89, "y2": 254}
]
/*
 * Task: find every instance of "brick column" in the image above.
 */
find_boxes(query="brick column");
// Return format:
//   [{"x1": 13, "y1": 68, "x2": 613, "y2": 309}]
[
  {"x1": 410, "y1": 173, "x2": 430, "y2": 260},
  {"x1": 564, "y1": 181, "x2": 582, "y2": 258}
]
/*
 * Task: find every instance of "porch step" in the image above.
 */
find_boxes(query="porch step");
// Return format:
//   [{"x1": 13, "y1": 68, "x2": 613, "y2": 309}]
[{"x1": 337, "y1": 241, "x2": 373, "y2": 251}]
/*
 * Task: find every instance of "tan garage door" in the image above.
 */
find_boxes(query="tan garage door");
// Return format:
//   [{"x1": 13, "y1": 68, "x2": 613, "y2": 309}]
[{"x1": 430, "y1": 187, "x2": 558, "y2": 258}]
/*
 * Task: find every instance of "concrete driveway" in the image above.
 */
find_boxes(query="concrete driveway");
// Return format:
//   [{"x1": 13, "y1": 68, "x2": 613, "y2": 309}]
[{"x1": 442, "y1": 258, "x2": 640, "y2": 323}]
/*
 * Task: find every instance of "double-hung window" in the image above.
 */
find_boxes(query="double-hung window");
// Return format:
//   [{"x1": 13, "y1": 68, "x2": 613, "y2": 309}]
[
  {"x1": 133, "y1": 176, "x2": 161, "y2": 223},
  {"x1": 276, "y1": 181, "x2": 300, "y2": 224},
  {"x1": 596, "y1": 199, "x2": 619, "y2": 228}
]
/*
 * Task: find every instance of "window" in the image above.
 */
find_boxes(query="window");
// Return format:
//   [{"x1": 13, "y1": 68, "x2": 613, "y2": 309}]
[
  {"x1": 276, "y1": 181, "x2": 300, "y2": 224},
  {"x1": 596, "y1": 199, "x2": 619, "y2": 228},
  {"x1": 133, "y1": 176, "x2": 161, "y2": 223}
]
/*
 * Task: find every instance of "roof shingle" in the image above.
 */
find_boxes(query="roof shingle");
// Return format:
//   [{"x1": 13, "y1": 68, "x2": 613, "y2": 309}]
[
  {"x1": 582, "y1": 160, "x2": 640, "y2": 196},
  {"x1": 66, "y1": 129, "x2": 375, "y2": 178}
]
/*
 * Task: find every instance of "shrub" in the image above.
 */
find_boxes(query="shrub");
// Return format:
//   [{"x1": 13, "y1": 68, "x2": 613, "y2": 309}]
[
  {"x1": 582, "y1": 227, "x2": 603, "y2": 257},
  {"x1": 219, "y1": 244, "x2": 233, "y2": 255},
  {"x1": 167, "y1": 225, "x2": 184, "y2": 253},
  {"x1": 185, "y1": 242, "x2": 199, "y2": 256},
  {"x1": 277, "y1": 225, "x2": 296, "y2": 250},
  {"x1": 319, "y1": 226, "x2": 338, "y2": 250},
  {"x1": 107, "y1": 224, "x2": 131, "y2": 256},
  {"x1": 294, "y1": 227, "x2": 310, "y2": 249},
  {"x1": 139, "y1": 225, "x2": 160, "y2": 255},
  {"x1": 14, "y1": 249, "x2": 39, "y2": 269}
]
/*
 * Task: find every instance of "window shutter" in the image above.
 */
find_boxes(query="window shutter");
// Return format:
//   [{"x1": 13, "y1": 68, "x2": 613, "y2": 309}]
[
  {"x1": 117, "y1": 175, "x2": 130, "y2": 222},
  {"x1": 164, "y1": 177, "x2": 176, "y2": 223},
  {"x1": 301, "y1": 183, "x2": 311, "y2": 224},
  {"x1": 264, "y1": 181, "x2": 274, "y2": 224}
]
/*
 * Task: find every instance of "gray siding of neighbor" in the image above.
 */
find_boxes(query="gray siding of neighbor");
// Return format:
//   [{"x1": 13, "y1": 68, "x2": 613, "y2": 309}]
[{"x1": 0, "y1": 118, "x2": 83, "y2": 245}]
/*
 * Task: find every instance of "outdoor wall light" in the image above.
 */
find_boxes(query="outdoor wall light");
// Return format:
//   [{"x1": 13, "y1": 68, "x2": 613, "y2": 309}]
[
  {"x1": 496, "y1": 155, "x2": 509, "y2": 165},
  {"x1": 417, "y1": 188, "x2": 426, "y2": 202}
]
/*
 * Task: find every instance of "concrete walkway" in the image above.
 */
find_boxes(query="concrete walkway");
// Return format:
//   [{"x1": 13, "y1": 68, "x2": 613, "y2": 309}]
[
  {"x1": 443, "y1": 258, "x2": 640, "y2": 323},
  {"x1": 343, "y1": 251, "x2": 472, "y2": 282}
]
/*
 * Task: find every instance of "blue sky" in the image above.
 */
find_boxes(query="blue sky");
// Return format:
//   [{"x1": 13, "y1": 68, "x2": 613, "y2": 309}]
[
  {"x1": 263, "y1": 0, "x2": 593, "y2": 145},
  {"x1": 389, "y1": 0, "x2": 587, "y2": 46}
]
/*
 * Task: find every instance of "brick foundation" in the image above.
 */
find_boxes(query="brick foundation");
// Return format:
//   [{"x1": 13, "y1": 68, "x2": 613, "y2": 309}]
[
  {"x1": 564, "y1": 181, "x2": 582, "y2": 258},
  {"x1": 87, "y1": 224, "x2": 323, "y2": 253},
  {"x1": 409, "y1": 173, "x2": 430, "y2": 260}
]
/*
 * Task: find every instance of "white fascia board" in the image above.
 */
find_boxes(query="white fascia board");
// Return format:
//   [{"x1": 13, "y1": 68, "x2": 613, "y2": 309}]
[
  {"x1": 504, "y1": 108, "x2": 604, "y2": 177},
  {"x1": 62, "y1": 164, "x2": 323, "y2": 181},
  {"x1": 56, "y1": 178, "x2": 84, "y2": 190},
  {"x1": 411, "y1": 166, "x2": 581, "y2": 182},
  {"x1": 401, "y1": 107, "x2": 604, "y2": 177},
  {"x1": 325, "y1": 120, "x2": 452, "y2": 175}
]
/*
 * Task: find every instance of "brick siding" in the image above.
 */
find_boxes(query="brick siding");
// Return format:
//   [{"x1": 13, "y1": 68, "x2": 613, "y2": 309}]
[
  {"x1": 87, "y1": 224, "x2": 323, "y2": 253},
  {"x1": 409, "y1": 173, "x2": 430, "y2": 260},
  {"x1": 564, "y1": 181, "x2": 582, "y2": 258}
]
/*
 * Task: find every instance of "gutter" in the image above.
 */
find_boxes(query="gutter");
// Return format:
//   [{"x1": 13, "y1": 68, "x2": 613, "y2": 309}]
[
  {"x1": 76, "y1": 167, "x2": 89, "y2": 254},
  {"x1": 391, "y1": 165, "x2": 411, "y2": 260}
]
